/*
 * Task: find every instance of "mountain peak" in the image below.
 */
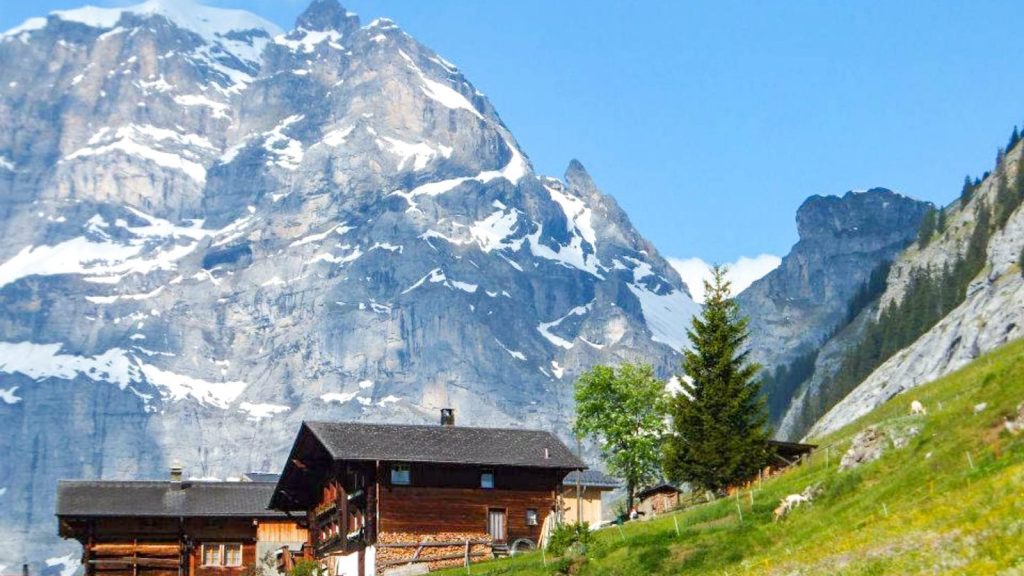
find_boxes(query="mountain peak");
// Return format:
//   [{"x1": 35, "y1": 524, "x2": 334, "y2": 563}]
[
  {"x1": 296, "y1": 0, "x2": 360, "y2": 33},
  {"x1": 565, "y1": 159, "x2": 596, "y2": 192},
  {"x1": 796, "y1": 188, "x2": 929, "y2": 240},
  {"x1": 43, "y1": 0, "x2": 281, "y2": 37}
]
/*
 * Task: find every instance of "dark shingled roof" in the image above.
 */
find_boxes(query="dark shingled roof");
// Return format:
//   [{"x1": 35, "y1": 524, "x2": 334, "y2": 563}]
[
  {"x1": 636, "y1": 482, "x2": 682, "y2": 499},
  {"x1": 303, "y1": 421, "x2": 585, "y2": 469},
  {"x1": 56, "y1": 480, "x2": 284, "y2": 518},
  {"x1": 563, "y1": 469, "x2": 619, "y2": 489}
]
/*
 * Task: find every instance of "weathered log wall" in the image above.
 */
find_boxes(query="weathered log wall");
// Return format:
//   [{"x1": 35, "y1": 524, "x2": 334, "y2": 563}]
[{"x1": 378, "y1": 486, "x2": 553, "y2": 544}]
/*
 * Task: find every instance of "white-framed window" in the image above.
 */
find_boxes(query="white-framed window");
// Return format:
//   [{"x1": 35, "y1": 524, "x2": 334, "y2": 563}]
[
  {"x1": 481, "y1": 470, "x2": 495, "y2": 489},
  {"x1": 201, "y1": 543, "x2": 243, "y2": 567},
  {"x1": 391, "y1": 463, "x2": 411, "y2": 485},
  {"x1": 526, "y1": 508, "x2": 539, "y2": 526}
]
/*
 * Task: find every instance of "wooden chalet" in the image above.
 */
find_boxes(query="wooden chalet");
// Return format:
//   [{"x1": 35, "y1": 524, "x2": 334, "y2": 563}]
[
  {"x1": 270, "y1": 411, "x2": 584, "y2": 575},
  {"x1": 56, "y1": 472, "x2": 308, "y2": 576}
]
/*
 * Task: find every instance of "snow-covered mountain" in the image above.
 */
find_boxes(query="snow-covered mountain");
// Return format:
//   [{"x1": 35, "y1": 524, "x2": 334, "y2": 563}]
[{"x1": 0, "y1": 0, "x2": 697, "y2": 566}]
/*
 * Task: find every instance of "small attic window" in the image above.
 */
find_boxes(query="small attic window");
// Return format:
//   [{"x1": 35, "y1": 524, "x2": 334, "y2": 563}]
[{"x1": 391, "y1": 463, "x2": 411, "y2": 486}]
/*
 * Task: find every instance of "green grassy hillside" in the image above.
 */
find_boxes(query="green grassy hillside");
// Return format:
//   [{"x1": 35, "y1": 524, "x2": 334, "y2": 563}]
[{"x1": 440, "y1": 337, "x2": 1024, "y2": 575}]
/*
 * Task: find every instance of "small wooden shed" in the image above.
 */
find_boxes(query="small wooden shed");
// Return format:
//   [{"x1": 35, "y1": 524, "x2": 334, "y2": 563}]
[{"x1": 635, "y1": 483, "x2": 682, "y2": 518}]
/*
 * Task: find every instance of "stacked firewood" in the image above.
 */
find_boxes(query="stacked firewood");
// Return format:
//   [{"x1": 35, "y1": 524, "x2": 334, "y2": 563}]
[
  {"x1": 89, "y1": 543, "x2": 180, "y2": 576},
  {"x1": 375, "y1": 532, "x2": 491, "y2": 574}
]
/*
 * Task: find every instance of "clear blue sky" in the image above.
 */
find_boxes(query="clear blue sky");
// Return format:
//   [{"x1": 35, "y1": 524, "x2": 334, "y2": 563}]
[{"x1": 4, "y1": 0, "x2": 1024, "y2": 264}]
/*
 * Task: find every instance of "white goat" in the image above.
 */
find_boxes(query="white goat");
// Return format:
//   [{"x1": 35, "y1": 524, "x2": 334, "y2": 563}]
[
  {"x1": 1004, "y1": 417, "x2": 1023, "y2": 435},
  {"x1": 784, "y1": 493, "x2": 811, "y2": 508},
  {"x1": 772, "y1": 493, "x2": 812, "y2": 522},
  {"x1": 910, "y1": 400, "x2": 927, "y2": 416}
]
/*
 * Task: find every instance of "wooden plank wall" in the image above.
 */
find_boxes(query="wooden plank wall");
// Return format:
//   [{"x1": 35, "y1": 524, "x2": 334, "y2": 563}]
[
  {"x1": 256, "y1": 519, "x2": 308, "y2": 543},
  {"x1": 73, "y1": 517, "x2": 280, "y2": 576},
  {"x1": 560, "y1": 487, "x2": 606, "y2": 526},
  {"x1": 378, "y1": 486, "x2": 553, "y2": 543}
]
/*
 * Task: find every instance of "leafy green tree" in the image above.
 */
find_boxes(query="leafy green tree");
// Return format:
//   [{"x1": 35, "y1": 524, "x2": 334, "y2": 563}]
[
  {"x1": 573, "y1": 362, "x2": 668, "y2": 511},
  {"x1": 663, "y1": 266, "x2": 771, "y2": 493},
  {"x1": 936, "y1": 207, "x2": 947, "y2": 235},
  {"x1": 1019, "y1": 245, "x2": 1024, "y2": 278}
]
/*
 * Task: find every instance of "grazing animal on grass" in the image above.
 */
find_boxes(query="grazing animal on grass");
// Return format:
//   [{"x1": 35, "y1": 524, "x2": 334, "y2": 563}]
[
  {"x1": 784, "y1": 493, "x2": 811, "y2": 508},
  {"x1": 910, "y1": 400, "x2": 927, "y2": 416},
  {"x1": 773, "y1": 493, "x2": 812, "y2": 522},
  {"x1": 1005, "y1": 406, "x2": 1024, "y2": 435},
  {"x1": 772, "y1": 502, "x2": 788, "y2": 523},
  {"x1": 1005, "y1": 418, "x2": 1023, "y2": 435}
]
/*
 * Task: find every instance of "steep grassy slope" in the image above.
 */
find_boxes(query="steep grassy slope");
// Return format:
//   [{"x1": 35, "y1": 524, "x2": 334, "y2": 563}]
[{"x1": 440, "y1": 337, "x2": 1024, "y2": 575}]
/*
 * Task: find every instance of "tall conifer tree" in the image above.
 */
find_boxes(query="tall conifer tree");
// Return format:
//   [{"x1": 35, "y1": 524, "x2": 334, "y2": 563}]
[
  {"x1": 961, "y1": 175, "x2": 974, "y2": 203},
  {"x1": 917, "y1": 208, "x2": 937, "y2": 249},
  {"x1": 663, "y1": 266, "x2": 771, "y2": 493}
]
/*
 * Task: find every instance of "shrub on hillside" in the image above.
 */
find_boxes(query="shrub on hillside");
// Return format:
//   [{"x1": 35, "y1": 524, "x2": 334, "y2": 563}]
[
  {"x1": 547, "y1": 522, "x2": 595, "y2": 556},
  {"x1": 290, "y1": 560, "x2": 323, "y2": 576}
]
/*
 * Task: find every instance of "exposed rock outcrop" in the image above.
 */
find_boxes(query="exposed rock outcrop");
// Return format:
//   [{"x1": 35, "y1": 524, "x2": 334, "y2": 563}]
[
  {"x1": 811, "y1": 143, "x2": 1024, "y2": 438},
  {"x1": 737, "y1": 189, "x2": 931, "y2": 431}
]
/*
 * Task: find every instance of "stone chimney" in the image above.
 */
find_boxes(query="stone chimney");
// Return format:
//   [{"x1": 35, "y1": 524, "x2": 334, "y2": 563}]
[
  {"x1": 440, "y1": 408, "x2": 455, "y2": 426},
  {"x1": 170, "y1": 463, "x2": 183, "y2": 486}
]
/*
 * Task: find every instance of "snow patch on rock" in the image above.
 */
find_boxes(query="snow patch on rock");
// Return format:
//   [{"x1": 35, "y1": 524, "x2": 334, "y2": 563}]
[
  {"x1": 627, "y1": 284, "x2": 697, "y2": 352},
  {"x1": 537, "y1": 303, "x2": 592, "y2": 350},
  {"x1": 238, "y1": 402, "x2": 290, "y2": 421},
  {"x1": 0, "y1": 387, "x2": 22, "y2": 404}
]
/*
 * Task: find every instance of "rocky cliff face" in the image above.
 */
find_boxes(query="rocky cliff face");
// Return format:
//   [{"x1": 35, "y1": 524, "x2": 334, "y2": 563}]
[
  {"x1": 0, "y1": 0, "x2": 697, "y2": 566},
  {"x1": 736, "y1": 189, "x2": 931, "y2": 430},
  {"x1": 810, "y1": 142, "x2": 1024, "y2": 437},
  {"x1": 739, "y1": 189, "x2": 931, "y2": 370}
]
